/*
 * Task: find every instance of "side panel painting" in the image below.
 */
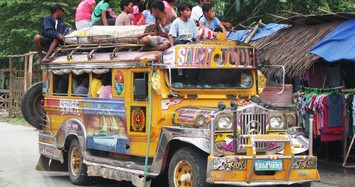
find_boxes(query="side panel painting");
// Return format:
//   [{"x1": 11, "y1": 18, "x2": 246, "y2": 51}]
[{"x1": 81, "y1": 98, "x2": 130, "y2": 154}]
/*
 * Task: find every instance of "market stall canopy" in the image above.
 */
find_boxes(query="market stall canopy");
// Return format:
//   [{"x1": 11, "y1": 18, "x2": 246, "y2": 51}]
[
  {"x1": 250, "y1": 13, "x2": 355, "y2": 78},
  {"x1": 310, "y1": 18, "x2": 355, "y2": 62}
]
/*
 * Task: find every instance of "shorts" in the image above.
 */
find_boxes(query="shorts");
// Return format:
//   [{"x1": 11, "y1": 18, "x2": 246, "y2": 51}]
[
  {"x1": 147, "y1": 35, "x2": 169, "y2": 47},
  {"x1": 41, "y1": 36, "x2": 53, "y2": 51},
  {"x1": 75, "y1": 20, "x2": 92, "y2": 29}
]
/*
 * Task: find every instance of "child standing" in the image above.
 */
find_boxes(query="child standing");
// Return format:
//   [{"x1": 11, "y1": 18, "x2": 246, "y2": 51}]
[
  {"x1": 199, "y1": 3, "x2": 226, "y2": 34},
  {"x1": 168, "y1": 2, "x2": 199, "y2": 46}
]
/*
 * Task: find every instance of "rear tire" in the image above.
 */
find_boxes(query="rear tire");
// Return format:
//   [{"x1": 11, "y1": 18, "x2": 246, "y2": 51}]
[
  {"x1": 168, "y1": 146, "x2": 211, "y2": 187},
  {"x1": 21, "y1": 82, "x2": 45, "y2": 129},
  {"x1": 68, "y1": 139, "x2": 90, "y2": 185}
]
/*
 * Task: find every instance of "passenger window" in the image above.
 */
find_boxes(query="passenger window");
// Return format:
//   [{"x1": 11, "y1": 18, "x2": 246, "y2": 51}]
[
  {"x1": 53, "y1": 74, "x2": 69, "y2": 95},
  {"x1": 72, "y1": 73, "x2": 89, "y2": 97},
  {"x1": 133, "y1": 72, "x2": 148, "y2": 101}
]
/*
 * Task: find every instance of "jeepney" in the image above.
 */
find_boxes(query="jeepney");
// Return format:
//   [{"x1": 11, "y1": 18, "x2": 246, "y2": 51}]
[{"x1": 22, "y1": 38, "x2": 319, "y2": 187}]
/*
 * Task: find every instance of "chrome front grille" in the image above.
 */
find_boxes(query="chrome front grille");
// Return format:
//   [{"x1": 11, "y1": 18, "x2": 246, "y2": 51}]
[{"x1": 239, "y1": 113, "x2": 268, "y2": 152}]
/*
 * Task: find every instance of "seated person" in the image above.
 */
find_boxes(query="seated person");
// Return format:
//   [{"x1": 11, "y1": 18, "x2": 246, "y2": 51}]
[
  {"x1": 115, "y1": 0, "x2": 134, "y2": 26},
  {"x1": 137, "y1": 0, "x2": 156, "y2": 25},
  {"x1": 55, "y1": 74, "x2": 69, "y2": 94},
  {"x1": 90, "y1": 73, "x2": 103, "y2": 97},
  {"x1": 74, "y1": 74, "x2": 89, "y2": 95},
  {"x1": 92, "y1": 0, "x2": 116, "y2": 26},
  {"x1": 98, "y1": 74, "x2": 112, "y2": 98},
  {"x1": 34, "y1": 3, "x2": 66, "y2": 63},
  {"x1": 168, "y1": 2, "x2": 199, "y2": 45},
  {"x1": 75, "y1": 0, "x2": 96, "y2": 29},
  {"x1": 199, "y1": 3, "x2": 226, "y2": 34},
  {"x1": 191, "y1": 0, "x2": 211, "y2": 23},
  {"x1": 138, "y1": 0, "x2": 173, "y2": 51}
]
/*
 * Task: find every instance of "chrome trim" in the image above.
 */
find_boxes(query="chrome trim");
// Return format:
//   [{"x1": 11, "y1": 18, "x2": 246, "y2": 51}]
[
  {"x1": 38, "y1": 142, "x2": 64, "y2": 163},
  {"x1": 152, "y1": 64, "x2": 177, "y2": 97},
  {"x1": 38, "y1": 133, "x2": 55, "y2": 141},
  {"x1": 150, "y1": 127, "x2": 210, "y2": 173},
  {"x1": 209, "y1": 180, "x2": 317, "y2": 186},
  {"x1": 86, "y1": 164, "x2": 154, "y2": 187},
  {"x1": 55, "y1": 118, "x2": 87, "y2": 149}
]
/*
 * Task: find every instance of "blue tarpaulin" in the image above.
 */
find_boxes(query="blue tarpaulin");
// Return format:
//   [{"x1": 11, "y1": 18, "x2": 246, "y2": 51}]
[
  {"x1": 227, "y1": 23, "x2": 290, "y2": 42},
  {"x1": 310, "y1": 18, "x2": 355, "y2": 62}
]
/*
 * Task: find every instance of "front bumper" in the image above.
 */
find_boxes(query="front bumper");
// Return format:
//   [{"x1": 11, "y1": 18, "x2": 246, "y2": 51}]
[{"x1": 207, "y1": 134, "x2": 320, "y2": 186}]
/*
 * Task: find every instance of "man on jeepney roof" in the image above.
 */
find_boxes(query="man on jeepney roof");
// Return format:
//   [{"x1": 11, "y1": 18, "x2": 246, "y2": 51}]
[
  {"x1": 34, "y1": 3, "x2": 66, "y2": 63},
  {"x1": 115, "y1": 0, "x2": 135, "y2": 26}
]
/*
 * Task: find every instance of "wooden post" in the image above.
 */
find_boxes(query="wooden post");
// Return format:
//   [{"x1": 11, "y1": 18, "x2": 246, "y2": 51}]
[
  {"x1": 28, "y1": 53, "x2": 33, "y2": 88},
  {"x1": 24, "y1": 54, "x2": 28, "y2": 91},
  {"x1": 9, "y1": 57, "x2": 13, "y2": 118}
]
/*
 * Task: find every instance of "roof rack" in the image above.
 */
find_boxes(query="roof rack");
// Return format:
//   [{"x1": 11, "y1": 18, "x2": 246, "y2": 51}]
[{"x1": 51, "y1": 35, "x2": 145, "y2": 60}]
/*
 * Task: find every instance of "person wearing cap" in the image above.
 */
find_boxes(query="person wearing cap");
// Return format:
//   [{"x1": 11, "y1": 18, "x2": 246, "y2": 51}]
[
  {"x1": 34, "y1": 3, "x2": 66, "y2": 63},
  {"x1": 75, "y1": 0, "x2": 96, "y2": 29}
]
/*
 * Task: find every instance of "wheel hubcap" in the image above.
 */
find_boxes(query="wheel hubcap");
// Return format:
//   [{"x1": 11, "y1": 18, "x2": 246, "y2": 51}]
[
  {"x1": 174, "y1": 160, "x2": 193, "y2": 187},
  {"x1": 70, "y1": 146, "x2": 81, "y2": 176}
]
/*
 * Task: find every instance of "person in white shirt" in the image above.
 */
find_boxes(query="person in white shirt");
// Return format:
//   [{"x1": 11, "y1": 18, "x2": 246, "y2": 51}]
[{"x1": 191, "y1": 0, "x2": 211, "y2": 23}]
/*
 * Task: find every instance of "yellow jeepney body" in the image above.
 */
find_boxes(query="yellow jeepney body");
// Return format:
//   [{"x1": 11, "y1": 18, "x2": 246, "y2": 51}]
[{"x1": 37, "y1": 40, "x2": 319, "y2": 186}]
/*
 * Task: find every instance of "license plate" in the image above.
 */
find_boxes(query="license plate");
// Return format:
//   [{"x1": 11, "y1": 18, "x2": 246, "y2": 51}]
[{"x1": 255, "y1": 160, "x2": 283, "y2": 171}]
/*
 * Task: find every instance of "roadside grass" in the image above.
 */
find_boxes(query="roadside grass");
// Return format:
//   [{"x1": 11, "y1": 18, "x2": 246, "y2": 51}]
[{"x1": 0, "y1": 116, "x2": 30, "y2": 127}]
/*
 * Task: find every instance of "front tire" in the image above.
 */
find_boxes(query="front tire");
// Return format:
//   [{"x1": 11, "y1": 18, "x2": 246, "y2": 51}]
[
  {"x1": 68, "y1": 139, "x2": 90, "y2": 185},
  {"x1": 168, "y1": 146, "x2": 211, "y2": 187}
]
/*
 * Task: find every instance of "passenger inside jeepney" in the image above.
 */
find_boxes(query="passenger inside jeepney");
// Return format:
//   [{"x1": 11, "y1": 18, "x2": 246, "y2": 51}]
[
  {"x1": 54, "y1": 74, "x2": 69, "y2": 94},
  {"x1": 98, "y1": 73, "x2": 112, "y2": 98},
  {"x1": 74, "y1": 74, "x2": 89, "y2": 96},
  {"x1": 90, "y1": 73, "x2": 103, "y2": 97},
  {"x1": 171, "y1": 69, "x2": 252, "y2": 89}
]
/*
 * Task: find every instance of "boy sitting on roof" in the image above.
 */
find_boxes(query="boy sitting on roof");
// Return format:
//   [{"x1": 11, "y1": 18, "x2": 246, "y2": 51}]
[
  {"x1": 34, "y1": 3, "x2": 66, "y2": 63},
  {"x1": 168, "y1": 2, "x2": 199, "y2": 45},
  {"x1": 115, "y1": 0, "x2": 135, "y2": 26}
]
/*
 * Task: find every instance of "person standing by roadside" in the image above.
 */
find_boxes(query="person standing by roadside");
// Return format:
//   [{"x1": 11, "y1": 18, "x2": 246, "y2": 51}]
[
  {"x1": 34, "y1": 3, "x2": 66, "y2": 63},
  {"x1": 92, "y1": 0, "x2": 116, "y2": 26},
  {"x1": 75, "y1": 0, "x2": 96, "y2": 29}
]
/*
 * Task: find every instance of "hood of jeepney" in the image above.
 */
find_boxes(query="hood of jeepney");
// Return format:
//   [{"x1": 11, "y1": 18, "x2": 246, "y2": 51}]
[{"x1": 171, "y1": 102, "x2": 273, "y2": 127}]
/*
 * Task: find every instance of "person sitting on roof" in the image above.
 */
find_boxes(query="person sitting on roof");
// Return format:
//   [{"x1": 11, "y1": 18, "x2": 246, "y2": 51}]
[
  {"x1": 199, "y1": 3, "x2": 226, "y2": 34},
  {"x1": 92, "y1": 0, "x2": 116, "y2": 26},
  {"x1": 168, "y1": 2, "x2": 199, "y2": 45},
  {"x1": 163, "y1": 0, "x2": 177, "y2": 18},
  {"x1": 137, "y1": 0, "x2": 156, "y2": 25},
  {"x1": 75, "y1": 0, "x2": 96, "y2": 29},
  {"x1": 191, "y1": 0, "x2": 211, "y2": 24},
  {"x1": 115, "y1": 0, "x2": 135, "y2": 26},
  {"x1": 34, "y1": 3, "x2": 66, "y2": 63},
  {"x1": 138, "y1": 0, "x2": 174, "y2": 51}
]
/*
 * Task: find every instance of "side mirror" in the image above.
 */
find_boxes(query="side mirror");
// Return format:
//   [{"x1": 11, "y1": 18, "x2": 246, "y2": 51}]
[{"x1": 250, "y1": 96, "x2": 262, "y2": 104}]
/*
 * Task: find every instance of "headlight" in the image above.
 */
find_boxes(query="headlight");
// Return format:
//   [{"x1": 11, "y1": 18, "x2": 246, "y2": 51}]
[
  {"x1": 194, "y1": 115, "x2": 206, "y2": 127},
  {"x1": 269, "y1": 114, "x2": 286, "y2": 130},
  {"x1": 216, "y1": 116, "x2": 232, "y2": 130}
]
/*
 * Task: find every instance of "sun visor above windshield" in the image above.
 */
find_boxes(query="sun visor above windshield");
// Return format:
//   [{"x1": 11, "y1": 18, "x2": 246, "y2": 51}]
[{"x1": 161, "y1": 44, "x2": 258, "y2": 69}]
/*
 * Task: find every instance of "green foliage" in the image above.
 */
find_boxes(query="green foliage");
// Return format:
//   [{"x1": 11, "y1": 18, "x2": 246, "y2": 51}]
[{"x1": 0, "y1": 0, "x2": 353, "y2": 58}]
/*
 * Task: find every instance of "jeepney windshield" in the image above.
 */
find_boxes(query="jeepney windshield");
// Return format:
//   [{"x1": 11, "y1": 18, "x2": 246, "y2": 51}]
[{"x1": 170, "y1": 69, "x2": 253, "y2": 89}]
